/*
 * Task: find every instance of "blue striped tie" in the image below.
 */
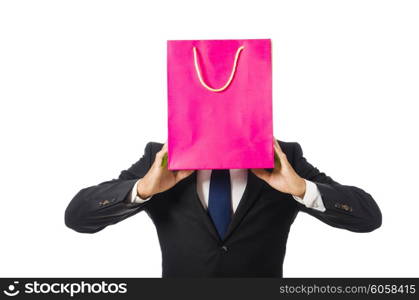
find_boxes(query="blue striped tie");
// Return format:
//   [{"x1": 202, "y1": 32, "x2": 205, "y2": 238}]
[{"x1": 208, "y1": 169, "x2": 232, "y2": 239}]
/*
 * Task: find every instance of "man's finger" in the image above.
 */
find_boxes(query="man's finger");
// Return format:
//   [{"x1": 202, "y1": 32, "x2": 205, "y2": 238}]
[
  {"x1": 176, "y1": 169, "x2": 194, "y2": 182},
  {"x1": 160, "y1": 152, "x2": 168, "y2": 168},
  {"x1": 156, "y1": 142, "x2": 168, "y2": 157},
  {"x1": 270, "y1": 137, "x2": 281, "y2": 169},
  {"x1": 273, "y1": 149, "x2": 282, "y2": 170},
  {"x1": 158, "y1": 142, "x2": 169, "y2": 167},
  {"x1": 273, "y1": 137, "x2": 291, "y2": 170},
  {"x1": 251, "y1": 168, "x2": 270, "y2": 182},
  {"x1": 273, "y1": 137, "x2": 284, "y2": 154}
]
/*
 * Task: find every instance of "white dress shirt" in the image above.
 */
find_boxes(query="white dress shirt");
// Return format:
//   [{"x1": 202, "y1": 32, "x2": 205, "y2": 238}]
[{"x1": 129, "y1": 169, "x2": 326, "y2": 212}]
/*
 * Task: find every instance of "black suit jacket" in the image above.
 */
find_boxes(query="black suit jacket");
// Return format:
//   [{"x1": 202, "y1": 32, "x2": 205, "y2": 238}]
[{"x1": 65, "y1": 141, "x2": 382, "y2": 277}]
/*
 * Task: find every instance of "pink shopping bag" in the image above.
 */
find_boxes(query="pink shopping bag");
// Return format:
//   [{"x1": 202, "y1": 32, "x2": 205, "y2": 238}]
[{"x1": 167, "y1": 39, "x2": 273, "y2": 170}]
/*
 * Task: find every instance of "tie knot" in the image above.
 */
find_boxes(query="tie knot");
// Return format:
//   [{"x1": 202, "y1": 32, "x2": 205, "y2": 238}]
[
  {"x1": 212, "y1": 169, "x2": 230, "y2": 176},
  {"x1": 210, "y1": 169, "x2": 231, "y2": 184}
]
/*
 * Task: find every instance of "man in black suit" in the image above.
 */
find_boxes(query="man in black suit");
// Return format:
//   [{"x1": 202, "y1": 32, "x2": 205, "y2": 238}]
[{"x1": 65, "y1": 138, "x2": 381, "y2": 277}]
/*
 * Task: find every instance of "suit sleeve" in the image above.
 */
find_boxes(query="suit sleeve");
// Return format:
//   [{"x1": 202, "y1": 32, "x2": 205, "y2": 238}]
[
  {"x1": 292, "y1": 142, "x2": 382, "y2": 233},
  {"x1": 64, "y1": 142, "x2": 154, "y2": 233}
]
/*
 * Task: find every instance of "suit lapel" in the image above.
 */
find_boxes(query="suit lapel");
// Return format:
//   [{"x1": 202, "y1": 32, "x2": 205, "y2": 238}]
[
  {"x1": 189, "y1": 171, "x2": 220, "y2": 242},
  {"x1": 223, "y1": 170, "x2": 264, "y2": 241}
]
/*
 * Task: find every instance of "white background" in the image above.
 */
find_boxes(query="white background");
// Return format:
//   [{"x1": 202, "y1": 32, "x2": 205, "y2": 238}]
[{"x1": 1, "y1": 0, "x2": 418, "y2": 277}]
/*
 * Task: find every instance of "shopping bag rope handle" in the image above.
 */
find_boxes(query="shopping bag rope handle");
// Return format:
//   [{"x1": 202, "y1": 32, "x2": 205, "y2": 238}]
[{"x1": 193, "y1": 46, "x2": 244, "y2": 92}]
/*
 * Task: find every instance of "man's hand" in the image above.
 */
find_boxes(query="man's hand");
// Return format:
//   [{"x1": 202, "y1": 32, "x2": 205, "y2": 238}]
[
  {"x1": 251, "y1": 138, "x2": 306, "y2": 198},
  {"x1": 137, "y1": 143, "x2": 194, "y2": 199}
]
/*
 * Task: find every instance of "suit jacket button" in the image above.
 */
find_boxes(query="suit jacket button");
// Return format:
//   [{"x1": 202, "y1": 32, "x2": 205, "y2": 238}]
[
  {"x1": 221, "y1": 246, "x2": 228, "y2": 252},
  {"x1": 99, "y1": 199, "x2": 110, "y2": 206},
  {"x1": 341, "y1": 204, "x2": 352, "y2": 212}
]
